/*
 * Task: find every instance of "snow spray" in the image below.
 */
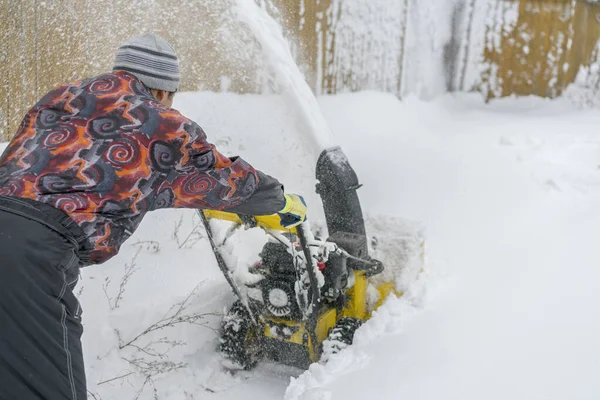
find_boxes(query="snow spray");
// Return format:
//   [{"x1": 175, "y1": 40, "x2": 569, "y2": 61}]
[
  {"x1": 234, "y1": 0, "x2": 336, "y2": 160},
  {"x1": 234, "y1": 0, "x2": 368, "y2": 239}
]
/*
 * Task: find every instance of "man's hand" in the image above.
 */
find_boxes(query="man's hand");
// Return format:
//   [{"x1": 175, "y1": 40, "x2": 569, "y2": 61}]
[{"x1": 278, "y1": 194, "x2": 307, "y2": 228}]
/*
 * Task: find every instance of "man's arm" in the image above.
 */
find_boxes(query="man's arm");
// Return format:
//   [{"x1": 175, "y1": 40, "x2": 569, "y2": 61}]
[
  {"x1": 224, "y1": 171, "x2": 285, "y2": 216},
  {"x1": 154, "y1": 118, "x2": 284, "y2": 215}
]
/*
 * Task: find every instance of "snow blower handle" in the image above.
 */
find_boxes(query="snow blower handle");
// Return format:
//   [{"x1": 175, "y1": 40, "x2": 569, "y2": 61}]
[
  {"x1": 296, "y1": 222, "x2": 321, "y2": 306},
  {"x1": 295, "y1": 221, "x2": 322, "y2": 358},
  {"x1": 279, "y1": 213, "x2": 302, "y2": 227},
  {"x1": 197, "y1": 210, "x2": 258, "y2": 325},
  {"x1": 203, "y1": 209, "x2": 299, "y2": 233},
  {"x1": 278, "y1": 194, "x2": 307, "y2": 229}
]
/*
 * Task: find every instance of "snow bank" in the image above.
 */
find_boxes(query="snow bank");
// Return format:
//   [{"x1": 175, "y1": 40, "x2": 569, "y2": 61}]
[{"x1": 286, "y1": 92, "x2": 600, "y2": 400}]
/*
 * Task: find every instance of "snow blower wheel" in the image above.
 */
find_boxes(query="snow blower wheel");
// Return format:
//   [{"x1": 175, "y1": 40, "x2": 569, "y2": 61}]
[
  {"x1": 220, "y1": 301, "x2": 262, "y2": 370},
  {"x1": 321, "y1": 317, "x2": 363, "y2": 361}
]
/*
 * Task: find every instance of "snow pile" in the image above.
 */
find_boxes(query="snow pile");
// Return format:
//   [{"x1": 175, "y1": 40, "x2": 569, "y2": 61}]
[
  {"x1": 365, "y1": 215, "x2": 425, "y2": 306},
  {"x1": 286, "y1": 289, "x2": 427, "y2": 400},
  {"x1": 565, "y1": 53, "x2": 600, "y2": 108},
  {"x1": 286, "y1": 92, "x2": 600, "y2": 400}
]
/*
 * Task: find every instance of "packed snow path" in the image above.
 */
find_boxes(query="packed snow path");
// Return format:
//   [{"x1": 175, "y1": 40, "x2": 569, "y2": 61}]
[{"x1": 3, "y1": 92, "x2": 598, "y2": 399}]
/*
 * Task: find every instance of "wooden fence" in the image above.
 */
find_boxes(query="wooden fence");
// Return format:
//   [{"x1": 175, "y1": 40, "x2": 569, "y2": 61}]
[
  {"x1": 1, "y1": 0, "x2": 600, "y2": 140},
  {"x1": 480, "y1": 0, "x2": 600, "y2": 99}
]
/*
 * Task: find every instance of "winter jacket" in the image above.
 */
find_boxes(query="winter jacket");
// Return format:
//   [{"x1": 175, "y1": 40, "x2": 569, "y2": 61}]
[{"x1": 0, "y1": 71, "x2": 285, "y2": 264}]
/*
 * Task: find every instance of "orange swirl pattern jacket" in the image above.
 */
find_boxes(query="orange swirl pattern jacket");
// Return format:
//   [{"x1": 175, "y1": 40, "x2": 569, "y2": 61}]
[{"x1": 0, "y1": 71, "x2": 284, "y2": 264}]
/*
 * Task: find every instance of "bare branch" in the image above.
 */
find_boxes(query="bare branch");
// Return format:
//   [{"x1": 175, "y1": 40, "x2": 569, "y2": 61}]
[
  {"x1": 102, "y1": 281, "x2": 220, "y2": 397},
  {"x1": 102, "y1": 247, "x2": 142, "y2": 310},
  {"x1": 97, "y1": 372, "x2": 135, "y2": 386},
  {"x1": 172, "y1": 215, "x2": 184, "y2": 243},
  {"x1": 173, "y1": 213, "x2": 204, "y2": 249},
  {"x1": 123, "y1": 356, "x2": 186, "y2": 378},
  {"x1": 114, "y1": 247, "x2": 142, "y2": 309},
  {"x1": 119, "y1": 282, "x2": 215, "y2": 349},
  {"x1": 102, "y1": 276, "x2": 112, "y2": 309},
  {"x1": 132, "y1": 376, "x2": 152, "y2": 400},
  {"x1": 87, "y1": 390, "x2": 102, "y2": 400},
  {"x1": 132, "y1": 240, "x2": 161, "y2": 253}
]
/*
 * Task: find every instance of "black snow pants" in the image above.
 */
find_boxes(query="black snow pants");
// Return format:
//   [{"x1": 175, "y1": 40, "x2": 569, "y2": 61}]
[{"x1": 0, "y1": 195, "x2": 91, "y2": 400}]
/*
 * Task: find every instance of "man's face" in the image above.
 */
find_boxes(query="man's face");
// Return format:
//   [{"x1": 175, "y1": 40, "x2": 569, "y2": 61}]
[
  {"x1": 151, "y1": 90, "x2": 175, "y2": 108},
  {"x1": 162, "y1": 93, "x2": 175, "y2": 109}
]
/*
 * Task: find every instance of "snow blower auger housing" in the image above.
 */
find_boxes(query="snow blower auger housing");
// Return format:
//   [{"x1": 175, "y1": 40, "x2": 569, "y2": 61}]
[{"x1": 201, "y1": 147, "x2": 400, "y2": 370}]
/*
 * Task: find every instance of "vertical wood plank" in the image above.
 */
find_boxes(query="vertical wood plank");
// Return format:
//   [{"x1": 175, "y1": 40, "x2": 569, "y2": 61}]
[
  {"x1": 0, "y1": 0, "x2": 9, "y2": 140},
  {"x1": 6, "y1": 1, "x2": 24, "y2": 138}
]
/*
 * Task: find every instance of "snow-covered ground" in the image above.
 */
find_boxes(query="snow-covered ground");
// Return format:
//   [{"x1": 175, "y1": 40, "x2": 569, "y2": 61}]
[
  {"x1": 2, "y1": 91, "x2": 600, "y2": 399},
  {"x1": 289, "y1": 93, "x2": 600, "y2": 400}
]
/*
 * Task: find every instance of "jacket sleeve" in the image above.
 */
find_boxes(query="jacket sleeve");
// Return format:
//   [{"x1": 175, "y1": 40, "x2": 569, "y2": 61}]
[
  {"x1": 224, "y1": 171, "x2": 286, "y2": 216},
  {"x1": 154, "y1": 118, "x2": 284, "y2": 215}
]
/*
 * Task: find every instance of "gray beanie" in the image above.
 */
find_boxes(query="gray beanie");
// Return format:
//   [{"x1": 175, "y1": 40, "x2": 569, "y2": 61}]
[{"x1": 113, "y1": 33, "x2": 180, "y2": 92}]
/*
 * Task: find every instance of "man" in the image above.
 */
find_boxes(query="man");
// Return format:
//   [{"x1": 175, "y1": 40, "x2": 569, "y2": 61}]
[{"x1": 0, "y1": 33, "x2": 307, "y2": 399}]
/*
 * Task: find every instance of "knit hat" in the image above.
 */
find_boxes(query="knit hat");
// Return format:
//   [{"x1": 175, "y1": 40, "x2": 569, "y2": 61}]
[{"x1": 113, "y1": 33, "x2": 180, "y2": 92}]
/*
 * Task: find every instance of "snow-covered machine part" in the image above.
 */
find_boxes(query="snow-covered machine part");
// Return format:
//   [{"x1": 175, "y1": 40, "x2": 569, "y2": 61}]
[
  {"x1": 203, "y1": 206, "x2": 402, "y2": 369},
  {"x1": 316, "y1": 146, "x2": 366, "y2": 237}
]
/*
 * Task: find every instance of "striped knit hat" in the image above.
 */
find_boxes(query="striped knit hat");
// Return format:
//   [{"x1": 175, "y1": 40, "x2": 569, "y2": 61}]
[{"x1": 113, "y1": 33, "x2": 180, "y2": 93}]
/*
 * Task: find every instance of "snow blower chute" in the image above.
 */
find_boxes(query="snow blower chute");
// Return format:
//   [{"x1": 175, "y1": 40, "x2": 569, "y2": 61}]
[{"x1": 201, "y1": 147, "x2": 401, "y2": 369}]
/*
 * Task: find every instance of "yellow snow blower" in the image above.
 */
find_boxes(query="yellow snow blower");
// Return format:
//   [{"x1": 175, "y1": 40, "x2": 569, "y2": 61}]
[{"x1": 201, "y1": 147, "x2": 406, "y2": 369}]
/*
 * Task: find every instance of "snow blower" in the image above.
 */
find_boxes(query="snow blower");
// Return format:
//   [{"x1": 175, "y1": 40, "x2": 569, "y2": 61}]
[{"x1": 201, "y1": 147, "x2": 406, "y2": 369}]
